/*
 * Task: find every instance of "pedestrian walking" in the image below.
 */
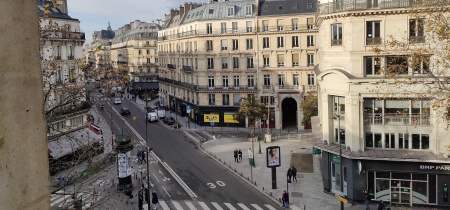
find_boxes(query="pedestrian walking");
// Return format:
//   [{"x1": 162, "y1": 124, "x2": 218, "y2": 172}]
[
  {"x1": 142, "y1": 150, "x2": 147, "y2": 163},
  {"x1": 364, "y1": 190, "x2": 371, "y2": 210},
  {"x1": 138, "y1": 190, "x2": 143, "y2": 210},
  {"x1": 151, "y1": 191, "x2": 159, "y2": 209},
  {"x1": 377, "y1": 200, "x2": 387, "y2": 210},
  {"x1": 234, "y1": 149, "x2": 238, "y2": 162},
  {"x1": 287, "y1": 168, "x2": 293, "y2": 183},
  {"x1": 282, "y1": 190, "x2": 289, "y2": 208},
  {"x1": 238, "y1": 149, "x2": 242, "y2": 161},
  {"x1": 137, "y1": 150, "x2": 142, "y2": 164},
  {"x1": 291, "y1": 166, "x2": 297, "y2": 182}
]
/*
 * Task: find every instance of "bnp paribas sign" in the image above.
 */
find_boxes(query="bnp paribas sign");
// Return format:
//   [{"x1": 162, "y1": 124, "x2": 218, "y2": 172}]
[{"x1": 420, "y1": 165, "x2": 450, "y2": 171}]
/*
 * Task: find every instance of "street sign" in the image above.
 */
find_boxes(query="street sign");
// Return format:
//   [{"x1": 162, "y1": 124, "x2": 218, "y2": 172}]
[{"x1": 186, "y1": 105, "x2": 191, "y2": 113}]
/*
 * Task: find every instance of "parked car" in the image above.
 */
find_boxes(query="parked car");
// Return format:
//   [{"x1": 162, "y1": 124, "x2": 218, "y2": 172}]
[
  {"x1": 163, "y1": 116, "x2": 175, "y2": 125},
  {"x1": 120, "y1": 107, "x2": 130, "y2": 116},
  {"x1": 114, "y1": 98, "x2": 122, "y2": 105},
  {"x1": 147, "y1": 112, "x2": 158, "y2": 122}
]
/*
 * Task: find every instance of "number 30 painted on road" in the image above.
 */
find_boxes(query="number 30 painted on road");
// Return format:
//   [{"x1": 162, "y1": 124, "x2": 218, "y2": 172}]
[{"x1": 207, "y1": 181, "x2": 226, "y2": 188}]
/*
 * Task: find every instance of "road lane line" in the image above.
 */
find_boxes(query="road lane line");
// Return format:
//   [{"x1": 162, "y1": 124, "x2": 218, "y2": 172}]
[
  {"x1": 152, "y1": 173, "x2": 160, "y2": 182},
  {"x1": 162, "y1": 186, "x2": 171, "y2": 198},
  {"x1": 159, "y1": 200, "x2": 170, "y2": 210},
  {"x1": 185, "y1": 201, "x2": 196, "y2": 210},
  {"x1": 211, "y1": 202, "x2": 223, "y2": 210},
  {"x1": 198, "y1": 202, "x2": 210, "y2": 210},
  {"x1": 161, "y1": 162, "x2": 197, "y2": 198},
  {"x1": 264, "y1": 204, "x2": 277, "y2": 210},
  {"x1": 172, "y1": 200, "x2": 184, "y2": 209},
  {"x1": 251, "y1": 204, "x2": 264, "y2": 210},
  {"x1": 237, "y1": 203, "x2": 250, "y2": 210},
  {"x1": 51, "y1": 195, "x2": 72, "y2": 206},
  {"x1": 224, "y1": 203, "x2": 237, "y2": 210}
]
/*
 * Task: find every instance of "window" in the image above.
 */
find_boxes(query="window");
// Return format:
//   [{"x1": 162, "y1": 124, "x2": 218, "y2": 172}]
[
  {"x1": 307, "y1": 54, "x2": 314, "y2": 66},
  {"x1": 398, "y1": 133, "x2": 410, "y2": 149},
  {"x1": 364, "y1": 56, "x2": 381, "y2": 76},
  {"x1": 332, "y1": 24, "x2": 343, "y2": 46},
  {"x1": 207, "y1": 58, "x2": 214, "y2": 69},
  {"x1": 263, "y1": 75, "x2": 270, "y2": 86},
  {"x1": 208, "y1": 94, "x2": 215, "y2": 105},
  {"x1": 292, "y1": 4, "x2": 298, "y2": 10},
  {"x1": 335, "y1": 128, "x2": 346, "y2": 145},
  {"x1": 245, "y1": 5, "x2": 252, "y2": 15},
  {"x1": 221, "y1": 39, "x2": 228, "y2": 50},
  {"x1": 412, "y1": 55, "x2": 430, "y2": 75},
  {"x1": 263, "y1": 37, "x2": 269, "y2": 48},
  {"x1": 262, "y1": 20, "x2": 269, "y2": 32},
  {"x1": 307, "y1": 74, "x2": 315, "y2": 85},
  {"x1": 233, "y1": 57, "x2": 239, "y2": 69},
  {"x1": 227, "y1": 7, "x2": 235, "y2": 16},
  {"x1": 277, "y1": 54, "x2": 285, "y2": 67},
  {"x1": 307, "y1": 18, "x2": 314, "y2": 29},
  {"x1": 365, "y1": 133, "x2": 382, "y2": 148},
  {"x1": 366, "y1": 21, "x2": 381, "y2": 45},
  {"x1": 409, "y1": 19, "x2": 425, "y2": 43},
  {"x1": 278, "y1": 5, "x2": 283, "y2": 10},
  {"x1": 263, "y1": 5, "x2": 269, "y2": 11},
  {"x1": 223, "y1": 76, "x2": 229, "y2": 88},
  {"x1": 246, "y1": 21, "x2": 253, "y2": 32},
  {"x1": 248, "y1": 75, "x2": 254, "y2": 88},
  {"x1": 292, "y1": 54, "x2": 299, "y2": 67},
  {"x1": 247, "y1": 57, "x2": 254, "y2": 68},
  {"x1": 307, "y1": 35, "x2": 314, "y2": 47},
  {"x1": 412, "y1": 134, "x2": 429, "y2": 149},
  {"x1": 232, "y1": 39, "x2": 239, "y2": 50},
  {"x1": 307, "y1": 3, "x2": 313, "y2": 9},
  {"x1": 246, "y1": 38, "x2": 253, "y2": 50},
  {"x1": 277, "y1": 19, "x2": 284, "y2": 31},
  {"x1": 277, "y1": 37, "x2": 284, "y2": 48},
  {"x1": 386, "y1": 56, "x2": 408, "y2": 75},
  {"x1": 208, "y1": 76, "x2": 215, "y2": 88},
  {"x1": 232, "y1": 22, "x2": 238, "y2": 33},
  {"x1": 223, "y1": 94, "x2": 230, "y2": 105},
  {"x1": 385, "y1": 133, "x2": 395, "y2": 149},
  {"x1": 233, "y1": 76, "x2": 240, "y2": 88},
  {"x1": 221, "y1": 22, "x2": 227, "y2": 34},
  {"x1": 292, "y1": 18, "x2": 298, "y2": 30},
  {"x1": 222, "y1": 57, "x2": 228, "y2": 69},
  {"x1": 278, "y1": 74, "x2": 285, "y2": 85},
  {"x1": 206, "y1": 23, "x2": 212, "y2": 34},
  {"x1": 206, "y1": 40, "x2": 213, "y2": 51},
  {"x1": 292, "y1": 36, "x2": 299, "y2": 47},
  {"x1": 263, "y1": 55, "x2": 270, "y2": 67},
  {"x1": 293, "y1": 74, "x2": 299, "y2": 85},
  {"x1": 208, "y1": 9, "x2": 214, "y2": 14}
]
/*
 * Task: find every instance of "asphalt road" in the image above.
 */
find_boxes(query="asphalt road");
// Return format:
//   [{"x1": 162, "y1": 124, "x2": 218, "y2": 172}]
[{"x1": 118, "y1": 99, "x2": 274, "y2": 205}]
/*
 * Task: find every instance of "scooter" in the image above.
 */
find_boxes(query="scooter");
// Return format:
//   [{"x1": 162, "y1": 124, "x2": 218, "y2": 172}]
[{"x1": 100, "y1": 104, "x2": 104, "y2": 111}]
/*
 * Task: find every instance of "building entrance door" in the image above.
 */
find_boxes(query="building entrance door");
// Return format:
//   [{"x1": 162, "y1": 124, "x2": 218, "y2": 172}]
[{"x1": 391, "y1": 180, "x2": 411, "y2": 205}]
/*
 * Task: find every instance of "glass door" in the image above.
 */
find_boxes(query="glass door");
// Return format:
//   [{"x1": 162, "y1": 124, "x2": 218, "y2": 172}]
[{"x1": 391, "y1": 180, "x2": 411, "y2": 205}]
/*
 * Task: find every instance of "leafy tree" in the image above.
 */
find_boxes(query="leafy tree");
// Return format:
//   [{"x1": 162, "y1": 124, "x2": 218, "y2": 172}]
[
  {"x1": 370, "y1": 1, "x2": 450, "y2": 128},
  {"x1": 301, "y1": 91, "x2": 318, "y2": 126},
  {"x1": 235, "y1": 97, "x2": 266, "y2": 129}
]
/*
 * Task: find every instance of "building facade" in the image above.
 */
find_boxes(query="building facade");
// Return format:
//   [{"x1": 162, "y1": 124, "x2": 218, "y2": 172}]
[
  {"x1": 158, "y1": 0, "x2": 317, "y2": 129},
  {"x1": 314, "y1": 0, "x2": 450, "y2": 207}
]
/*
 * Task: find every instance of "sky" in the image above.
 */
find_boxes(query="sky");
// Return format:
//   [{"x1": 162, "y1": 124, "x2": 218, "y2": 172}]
[{"x1": 67, "y1": 0, "x2": 209, "y2": 44}]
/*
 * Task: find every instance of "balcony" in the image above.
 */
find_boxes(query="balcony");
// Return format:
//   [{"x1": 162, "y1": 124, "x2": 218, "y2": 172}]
[
  {"x1": 67, "y1": 55, "x2": 74, "y2": 60},
  {"x1": 167, "y1": 64, "x2": 175, "y2": 69},
  {"x1": 366, "y1": 37, "x2": 382, "y2": 45},
  {"x1": 182, "y1": 66, "x2": 194, "y2": 73},
  {"x1": 41, "y1": 31, "x2": 86, "y2": 40},
  {"x1": 317, "y1": 0, "x2": 438, "y2": 15},
  {"x1": 409, "y1": 36, "x2": 425, "y2": 43},
  {"x1": 364, "y1": 113, "x2": 430, "y2": 126},
  {"x1": 275, "y1": 85, "x2": 303, "y2": 92}
]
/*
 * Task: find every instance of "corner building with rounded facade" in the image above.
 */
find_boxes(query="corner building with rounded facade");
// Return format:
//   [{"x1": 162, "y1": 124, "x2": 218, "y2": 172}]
[{"x1": 314, "y1": 0, "x2": 450, "y2": 207}]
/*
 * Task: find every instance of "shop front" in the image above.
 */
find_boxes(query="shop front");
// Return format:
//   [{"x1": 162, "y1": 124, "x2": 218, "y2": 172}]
[{"x1": 317, "y1": 142, "x2": 450, "y2": 208}]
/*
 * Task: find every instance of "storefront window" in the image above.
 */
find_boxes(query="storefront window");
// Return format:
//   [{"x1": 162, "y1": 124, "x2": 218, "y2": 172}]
[
  {"x1": 375, "y1": 179, "x2": 390, "y2": 201},
  {"x1": 412, "y1": 181, "x2": 428, "y2": 204}
]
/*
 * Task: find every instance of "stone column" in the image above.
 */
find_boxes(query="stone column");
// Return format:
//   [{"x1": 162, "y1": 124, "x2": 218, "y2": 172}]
[{"x1": 0, "y1": 1, "x2": 50, "y2": 209}]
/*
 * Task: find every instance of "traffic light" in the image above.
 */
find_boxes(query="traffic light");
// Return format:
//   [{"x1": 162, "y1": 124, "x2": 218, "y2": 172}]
[{"x1": 444, "y1": 184, "x2": 448, "y2": 202}]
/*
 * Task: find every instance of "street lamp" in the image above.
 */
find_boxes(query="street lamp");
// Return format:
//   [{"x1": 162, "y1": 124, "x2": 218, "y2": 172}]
[
  {"x1": 173, "y1": 98, "x2": 178, "y2": 124},
  {"x1": 145, "y1": 114, "x2": 151, "y2": 204}
]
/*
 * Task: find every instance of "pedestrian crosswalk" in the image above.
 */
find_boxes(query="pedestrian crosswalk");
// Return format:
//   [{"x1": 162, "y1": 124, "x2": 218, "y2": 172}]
[{"x1": 142, "y1": 200, "x2": 280, "y2": 210}]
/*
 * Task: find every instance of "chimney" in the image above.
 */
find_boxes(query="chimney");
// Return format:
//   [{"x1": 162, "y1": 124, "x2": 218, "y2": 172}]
[
  {"x1": 179, "y1": 5, "x2": 185, "y2": 18},
  {"x1": 56, "y1": 0, "x2": 68, "y2": 14},
  {"x1": 170, "y1": 9, "x2": 177, "y2": 19}
]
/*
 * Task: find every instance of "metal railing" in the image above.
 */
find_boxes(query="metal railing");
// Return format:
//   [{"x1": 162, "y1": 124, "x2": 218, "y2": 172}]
[{"x1": 364, "y1": 113, "x2": 430, "y2": 126}]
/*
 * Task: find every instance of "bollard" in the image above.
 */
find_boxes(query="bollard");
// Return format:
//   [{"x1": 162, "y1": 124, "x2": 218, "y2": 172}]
[
  {"x1": 262, "y1": 187, "x2": 264, "y2": 191},
  {"x1": 304, "y1": 205, "x2": 306, "y2": 210}
]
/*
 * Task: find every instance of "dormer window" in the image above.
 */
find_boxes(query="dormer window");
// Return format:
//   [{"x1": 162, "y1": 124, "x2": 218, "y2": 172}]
[
  {"x1": 278, "y1": 5, "x2": 283, "y2": 10},
  {"x1": 209, "y1": 9, "x2": 214, "y2": 14},
  {"x1": 263, "y1": 5, "x2": 269, "y2": 11},
  {"x1": 227, "y1": 7, "x2": 235, "y2": 16},
  {"x1": 292, "y1": 4, "x2": 298, "y2": 10},
  {"x1": 245, "y1": 5, "x2": 252, "y2": 15}
]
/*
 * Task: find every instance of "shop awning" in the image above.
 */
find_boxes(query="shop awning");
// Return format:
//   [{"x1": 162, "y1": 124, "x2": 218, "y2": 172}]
[
  {"x1": 48, "y1": 128, "x2": 102, "y2": 159},
  {"x1": 314, "y1": 141, "x2": 448, "y2": 163}
]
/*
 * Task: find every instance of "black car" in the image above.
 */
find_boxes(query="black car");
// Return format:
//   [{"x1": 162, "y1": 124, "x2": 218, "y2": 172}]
[
  {"x1": 163, "y1": 116, "x2": 175, "y2": 125},
  {"x1": 120, "y1": 107, "x2": 130, "y2": 116}
]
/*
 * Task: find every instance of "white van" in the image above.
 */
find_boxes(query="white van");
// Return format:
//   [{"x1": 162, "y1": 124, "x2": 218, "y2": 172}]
[
  {"x1": 156, "y1": 109, "x2": 166, "y2": 119},
  {"x1": 147, "y1": 112, "x2": 158, "y2": 122}
]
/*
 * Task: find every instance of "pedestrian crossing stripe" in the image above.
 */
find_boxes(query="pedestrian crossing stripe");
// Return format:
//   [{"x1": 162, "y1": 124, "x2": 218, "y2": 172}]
[
  {"x1": 143, "y1": 200, "x2": 277, "y2": 210},
  {"x1": 51, "y1": 191, "x2": 103, "y2": 208}
]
